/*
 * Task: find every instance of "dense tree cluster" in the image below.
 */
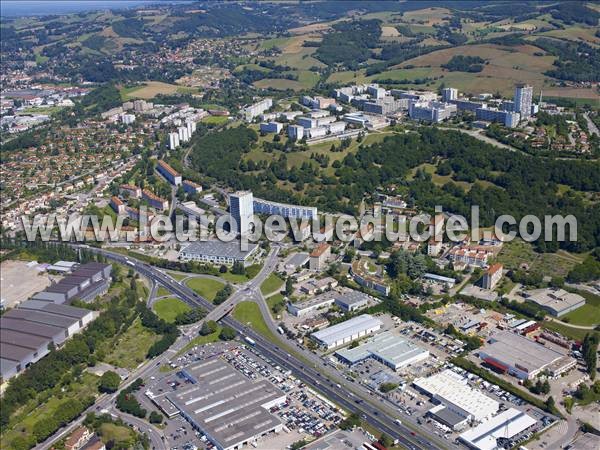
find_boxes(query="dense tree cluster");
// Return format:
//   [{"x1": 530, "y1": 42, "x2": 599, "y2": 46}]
[
  {"x1": 535, "y1": 38, "x2": 600, "y2": 82},
  {"x1": 442, "y1": 55, "x2": 486, "y2": 72},
  {"x1": 213, "y1": 284, "x2": 234, "y2": 305},
  {"x1": 116, "y1": 378, "x2": 146, "y2": 418},
  {"x1": 582, "y1": 333, "x2": 598, "y2": 380},
  {"x1": 567, "y1": 252, "x2": 600, "y2": 283},
  {"x1": 315, "y1": 20, "x2": 382, "y2": 69}
]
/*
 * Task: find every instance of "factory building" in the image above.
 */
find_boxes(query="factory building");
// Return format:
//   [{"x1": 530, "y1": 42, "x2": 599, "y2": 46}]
[
  {"x1": 311, "y1": 314, "x2": 383, "y2": 350},
  {"x1": 478, "y1": 331, "x2": 577, "y2": 380},
  {"x1": 287, "y1": 290, "x2": 338, "y2": 317},
  {"x1": 0, "y1": 300, "x2": 96, "y2": 381},
  {"x1": 334, "y1": 290, "x2": 370, "y2": 313},
  {"x1": 523, "y1": 288, "x2": 585, "y2": 317},
  {"x1": 459, "y1": 408, "x2": 536, "y2": 450},
  {"x1": 156, "y1": 160, "x2": 182, "y2": 186},
  {"x1": 253, "y1": 197, "x2": 317, "y2": 219},
  {"x1": 413, "y1": 369, "x2": 499, "y2": 422},
  {"x1": 179, "y1": 240, "x2": 258, "y2": 266},
  {"x1": 152, "y1": 359, "x2": 286, "y2": 450},
  {"x1": 30, "y1": 262, "x2": 112, "y2": 304},
  {"x1": 335, "y1": 331, "x2": 429, "y2": 370}
]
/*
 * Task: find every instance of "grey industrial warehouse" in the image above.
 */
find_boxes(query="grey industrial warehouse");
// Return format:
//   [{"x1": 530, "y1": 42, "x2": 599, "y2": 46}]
[
  {"x1": 0, "y1": 261, "x2": 109, "y2": 382},
  {"x1": 147, "y1": 358, "x2": 286, "y2": 450},
  {"x1": 335, "y1": 331, "x2": 429, "y2": 370},
  {"x1": 477, "y1": 331, "x2": 576, "y2": 380},
  {"x1": 0, "y1": 301, "x2": 96, "y2": 381}
]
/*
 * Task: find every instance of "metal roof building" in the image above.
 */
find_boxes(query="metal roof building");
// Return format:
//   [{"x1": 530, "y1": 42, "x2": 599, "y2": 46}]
[
  {"x1": 459, "y1": 408, "x2": 536, "y2": 450},
  {"x1": 311, "y1": 314, "x2": 383, "y2": 350},
  {"x1": 478, "y1": 331, "x2": 576, "y2": 380},
  {"x1": 413, "y1": 369, "x2": 499, "y2": 422},
  {"x1": 150, "y1": 358, "x2": 285, "y2": 450},
  {"x1": 335, "y1": 331, "x2": 429, "y2": 370}
]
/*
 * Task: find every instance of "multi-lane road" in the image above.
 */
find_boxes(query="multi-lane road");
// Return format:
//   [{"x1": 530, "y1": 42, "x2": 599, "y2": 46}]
[{"x1": 63, "y1": 245, "x2": 443, "y2": 450}]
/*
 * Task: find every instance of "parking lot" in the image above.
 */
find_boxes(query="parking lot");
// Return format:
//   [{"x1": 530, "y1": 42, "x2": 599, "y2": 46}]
[{"x1": 140, "y1": 341, "x2": 344, "y2": 450}]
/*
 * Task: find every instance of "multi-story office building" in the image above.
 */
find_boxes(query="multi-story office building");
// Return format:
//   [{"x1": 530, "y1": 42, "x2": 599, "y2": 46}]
[
  {"x1": 229, "y1": 191, "x2": 254, "y2": 235},
  {"x1": 450, "y1": 99, "x2": 484, "y2": 112},
  {"x1": 482, "y1": 264, "x2": 503, "y2": 290},
  {"x1": 363, "y1": 97, "x2": 408, "y2": 115},
  {"x1": 182, "y1": 179, "x2": 202, "y2": 194},
  {"x1": 119, "y1": 184, "x2": 141, "y2": 198},
  {"x1": 475, "y1": 107, "x2": 520, "y2": 128},
  {"x1": 514, "y1": 84, "x2": 533, "y2": 120},
  {"x1": 109, "y1": 196, "x2": 125, "y2": 214}
]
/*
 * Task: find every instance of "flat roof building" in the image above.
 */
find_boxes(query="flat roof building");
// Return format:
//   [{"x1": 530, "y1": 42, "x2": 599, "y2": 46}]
[
  {"x1": 478, "y1": 331, "x2": 576, "y2": 380},
  {"x1": 149, "y1": 358, "x2": 285, "y2": 450},
  {"x1": 287, "y1": 289, "x2": 338, "y2": 317},
  {"x1": 180, "y1": 240, "x2": 258, "y2": 266},
  {"x1": 413, "y1": 369, "x2": 499, "y2": 422},
  {"x1": 311, "y1": 314, "x2": 383, "y2": 350},
  {"x1": 334, "y1": 290, "x2": 370, "y2": 313},
  {"x1": 524, "y1": 288, "x2": 585, "y2": 317},
  {"x1": 459, "y1": 408, "x2": 536, "y2": 450},
  {"x1": 335, "y1": 331, "x2": 429, "y2": 370}
]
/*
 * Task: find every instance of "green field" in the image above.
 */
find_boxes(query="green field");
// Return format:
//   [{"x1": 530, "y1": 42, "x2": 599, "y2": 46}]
[
  {"x1": 495, "y1": 239, "x2": 584, "y2": 278},
  {"x1": 542, "y1": 321, "x2": 590, "y2": 342},
  {"x1": 259, "y1": 36, "x2": 293, "y2": 50},
  {"x1": 220, "y1": 264, "x2": 262, "y2": 283},
  {"x1": 233, "y1": 301, "x2": 278, "y2": 342},
  {"x1": 260, "y1": 273, "x2": 284, "y2": 295},
  {"x1": 156, "y1": 286, "x2": 171, "y2": 297},
  {"x1": 201, "y1": 115, "x2": 229, "y2": 125},
  {"x1": 185, "y1": 277, "x2": 225, "y2": 302},
  {"x1": 103, "y1": 319, "x2": 160, "y2": 369},
  {"x1": 561, "y1": 304, "x2": 600, "y2": 327},
  {"x1": 266, "y1": 293, "x2": 286, "y2": 315},
  {"x1": 153, "y1": 297, "x2": 191, "y2": 323}
]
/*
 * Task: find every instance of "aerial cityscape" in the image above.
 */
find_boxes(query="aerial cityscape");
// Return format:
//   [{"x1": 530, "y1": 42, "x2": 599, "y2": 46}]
[{"x1": 0, "y1": 1, "x2": 599, "y2": 450}]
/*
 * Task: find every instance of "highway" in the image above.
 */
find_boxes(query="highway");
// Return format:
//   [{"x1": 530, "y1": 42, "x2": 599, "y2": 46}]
[{"x1": 80, "y1": 246, "x2": 444, "y2": 450}]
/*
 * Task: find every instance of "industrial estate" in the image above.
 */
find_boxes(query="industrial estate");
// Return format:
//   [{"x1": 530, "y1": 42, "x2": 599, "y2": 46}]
[{"x1": 1, "y1": 2, "x2": 599, "y2": 450}]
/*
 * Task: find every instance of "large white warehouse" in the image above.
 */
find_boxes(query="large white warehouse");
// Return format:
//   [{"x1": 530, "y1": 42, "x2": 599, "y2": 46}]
[
  {"x1": 459, "y1": 408, "x2": 536, "y2": 450},
  {"x1": 311, "y1": 314, "x2": 383, "y2": 350},
  {"x1": 413, "y1": 369, "x2": 499, "y2": 422}
]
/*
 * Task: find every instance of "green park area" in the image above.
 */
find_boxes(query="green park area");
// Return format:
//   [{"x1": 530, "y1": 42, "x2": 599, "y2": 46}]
[
  {"x1": 260, "y1": 273, "x2": 284, "y2": 295},
  {"x1": 233, "y1": 301, "x2": 277, "y2": 342},
  {"x1": 153, "y1": 297, "x2": 191, "y2": 323},
  {"x1": 185, "y1": 277, "x2": 226, "y2": 302}
]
